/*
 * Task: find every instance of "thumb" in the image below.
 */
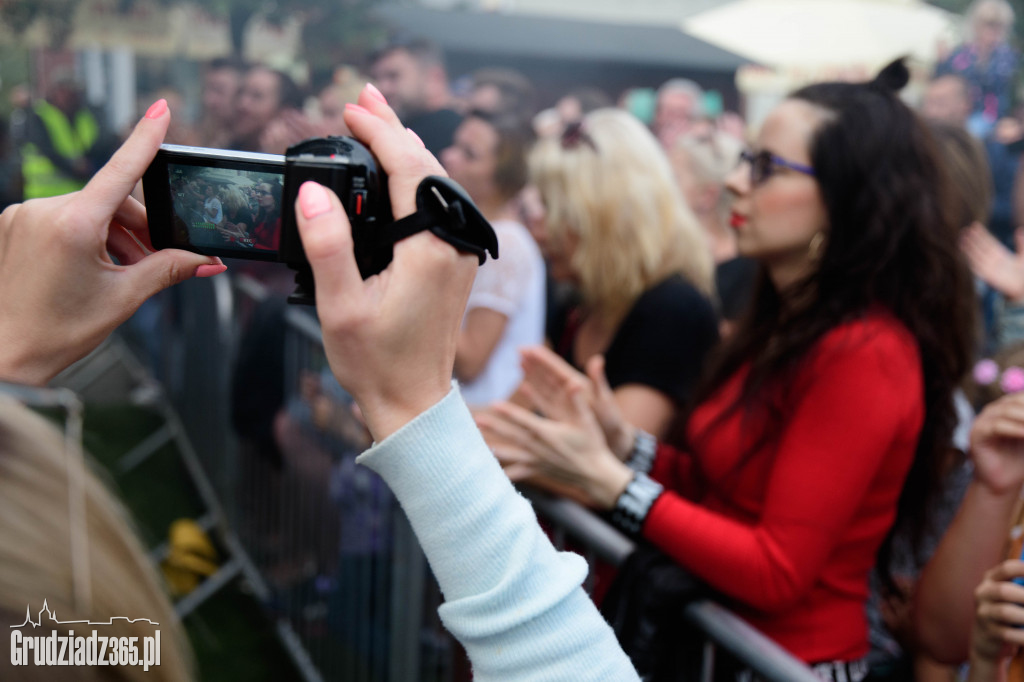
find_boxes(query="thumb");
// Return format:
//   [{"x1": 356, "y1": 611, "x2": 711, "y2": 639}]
[
  {"x1": 294, "y1": 181, "x2": 363, "y2": 305},
  {"x1": 122, "y1": 249, "x2": 225, "y2": 306}
]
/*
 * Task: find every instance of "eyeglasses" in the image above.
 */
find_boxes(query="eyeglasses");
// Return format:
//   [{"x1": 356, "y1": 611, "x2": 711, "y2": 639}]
[{"x1": 738, "y1": 149, "x2": 815, "y2": 187}]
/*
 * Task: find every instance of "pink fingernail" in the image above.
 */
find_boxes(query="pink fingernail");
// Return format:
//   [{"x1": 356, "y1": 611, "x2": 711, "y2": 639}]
[
  {"x1": 298, "y1": 181, "x2": 332, "y2": 219},
  {"x1": 346, "y1": 103, "x2": 371, "y2": 116},
  {"x1": 365, "y1": 82, "x2": 387, "y2": 105},
  {"x1": 407, "y1": 128, "x2": 426, "y2": 148},
  {"x1": 145, "y1": 98, "x2": 168, "y2": 119},
  {"x1": 195, "y1": 263, "x2": 227, "y2": 278}
]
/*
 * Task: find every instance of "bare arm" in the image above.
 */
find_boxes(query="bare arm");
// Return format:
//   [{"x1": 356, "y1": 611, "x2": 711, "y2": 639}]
[
  {"x1": 453, "y1": 307, "x2": 509, "y2": 383},
  {"x1": 914, "y1": 393, "x2": 1024, "y2": 663},
  {"x1": 614, "y1": 383, "x2": 676, "y2": 441}
]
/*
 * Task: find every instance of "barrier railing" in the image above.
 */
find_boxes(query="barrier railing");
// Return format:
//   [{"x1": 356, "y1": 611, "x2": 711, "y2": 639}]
[
  {"x1": 139, "y1": 271, "x2": 819, "y2": 682},
  {"x1": 526, "y1": 492, "x2": 822, "y2": 682}
]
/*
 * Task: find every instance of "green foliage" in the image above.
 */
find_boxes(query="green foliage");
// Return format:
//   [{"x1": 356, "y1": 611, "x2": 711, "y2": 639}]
[{"x1": 0, "y1": 0, "x2": 386, "y2": 72}]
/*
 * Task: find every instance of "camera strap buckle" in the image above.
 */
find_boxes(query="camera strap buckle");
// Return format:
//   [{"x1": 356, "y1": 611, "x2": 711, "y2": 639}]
[{"x1": 381, "y1": 176, "x2": 499, "y2": 265}]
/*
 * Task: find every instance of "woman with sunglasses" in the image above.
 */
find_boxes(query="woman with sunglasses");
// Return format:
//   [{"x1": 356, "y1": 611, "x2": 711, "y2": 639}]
[
  {"x1": 522, "y1": 108, "x2": 719, "y2": 441},
  {"x1": 477, "y1": 59, "x2": 976, "y2": 679}
]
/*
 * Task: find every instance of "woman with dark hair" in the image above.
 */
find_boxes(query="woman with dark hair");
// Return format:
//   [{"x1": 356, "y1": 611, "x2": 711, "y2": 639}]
[
  {"x1": 477, "y1": 59, "x2": 977, "y2": 678},
  {"x1": 250, "y1": 180, "x2": 282, "y2": 251}
]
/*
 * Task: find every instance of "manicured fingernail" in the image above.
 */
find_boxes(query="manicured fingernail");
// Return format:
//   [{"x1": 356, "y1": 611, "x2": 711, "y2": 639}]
[
  {"x1": 365, "y1": 82, "x2": 387, "y2": 105},
  {"x1": 195, "y1": 263, "x2": 227, "y2": 278},
  {"x1": 346, "y1": 103, "x2": 371, "y2": 116},
  {"x1": 407, "y1": 128, "x2": 425, "y2": 148},
  {"x1": 298, "y1": 181, "x2": 332, "y2": 219},
  {"x1": 145, "y1": 98, "x2": 168, "y2": 119}
]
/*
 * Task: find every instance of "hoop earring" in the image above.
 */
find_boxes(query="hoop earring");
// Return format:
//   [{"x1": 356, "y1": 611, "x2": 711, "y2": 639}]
[{"x1": 808, "y1": 232, "x2": 825, "y2": 260}]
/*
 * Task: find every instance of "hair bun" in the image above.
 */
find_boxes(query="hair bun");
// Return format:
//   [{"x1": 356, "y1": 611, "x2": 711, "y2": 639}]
[{"x1": 872, "y1": 58, "x2": 910, "y2": 93}]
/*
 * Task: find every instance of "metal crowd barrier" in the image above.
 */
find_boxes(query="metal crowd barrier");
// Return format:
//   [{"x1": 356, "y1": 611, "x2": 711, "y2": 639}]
[{"x1": 138, "y1": 271, "x2": 818, "y2": 682}]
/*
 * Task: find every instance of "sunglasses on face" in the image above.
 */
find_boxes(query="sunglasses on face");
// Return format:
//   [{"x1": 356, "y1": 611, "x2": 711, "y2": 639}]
[{"x1": 738, "y1": 149, "x2": 815, "y2": 187}]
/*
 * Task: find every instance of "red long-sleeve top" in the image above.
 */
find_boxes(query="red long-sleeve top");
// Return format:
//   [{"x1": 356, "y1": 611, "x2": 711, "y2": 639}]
[{"x1": 644, "y1": 312, "x2": 923, "y2": 663}]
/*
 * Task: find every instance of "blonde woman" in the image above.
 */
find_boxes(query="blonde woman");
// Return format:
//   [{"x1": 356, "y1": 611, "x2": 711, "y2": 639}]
[{"x1": 528, "y1": 108, "x2": 718, "y2": 438}]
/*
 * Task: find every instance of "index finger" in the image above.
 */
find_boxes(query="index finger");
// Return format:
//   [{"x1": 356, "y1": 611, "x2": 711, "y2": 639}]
[
  {"x1": 81, "y1": 99, "x2": 170, "y2": 226},
  {"x1": 522, "y1": 345, "x2": 586, "y2": 387},
  {"x1": 990, "y1": 559, "x2": 1024, "y2": 582},
  {"x1": 343, "y1": 94, "x2": 444, "y2": 219}
]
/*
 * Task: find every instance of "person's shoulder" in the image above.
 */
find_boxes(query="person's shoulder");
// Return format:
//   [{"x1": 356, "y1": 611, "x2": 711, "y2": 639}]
[
  {"x1": 633, "y1": 274, "x2": 713, "y2": 315},
  {"x1": 817, "y1": 310, "x2": 920, "y2": 369}
]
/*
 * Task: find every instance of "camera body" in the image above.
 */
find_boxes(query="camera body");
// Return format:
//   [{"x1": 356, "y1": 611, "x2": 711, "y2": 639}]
[{"x1": 143, "y1": 137, "x2": 392, "y2": 302}]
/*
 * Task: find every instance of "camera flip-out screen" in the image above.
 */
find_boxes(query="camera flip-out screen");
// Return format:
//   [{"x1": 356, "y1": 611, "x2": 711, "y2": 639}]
[{"x1": 144, "y1": 145, "x2": 286, "y2": 262}]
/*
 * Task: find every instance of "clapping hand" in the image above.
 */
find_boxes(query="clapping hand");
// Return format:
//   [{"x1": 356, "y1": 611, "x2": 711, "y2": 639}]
[
  {"x1": 961, "y1": 222, "x2": 1024, "y2": 302},
  {"x1": 476, "y1": 381, "x2": 632, "y2": 510},
  {"x1": 518, "y1": 346, "x2": 636, "y2": 459}
]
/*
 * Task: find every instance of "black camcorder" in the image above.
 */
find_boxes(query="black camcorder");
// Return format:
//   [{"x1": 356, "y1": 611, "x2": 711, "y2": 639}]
[
  {"x1": 143, "y1": 136, "x2": 499, "y2": 305},
  {"x1": 142, "y1": 137, "x2": 392, "y2": 304}
]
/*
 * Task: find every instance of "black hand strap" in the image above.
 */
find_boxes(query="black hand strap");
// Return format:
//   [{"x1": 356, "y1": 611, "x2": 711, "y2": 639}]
[{"x1": 380, "y1": 176, "x2": 499, "y2": 265}]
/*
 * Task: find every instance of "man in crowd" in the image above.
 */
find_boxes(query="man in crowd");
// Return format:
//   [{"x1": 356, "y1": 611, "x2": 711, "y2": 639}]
[
  {"x1": 229, "y1": 65, "x2": 305, "y2": 153},
  {"x1": 467, "y1": 68, "x2": 536, "y2": 122},
  {"x1": 921, "y1": 74, "x2": 972, "y2": 128},
  {"x1": 198, "y1": 57, "x2": 244, "y2": 149},
  {"x1": 20, "y1": 71, "x2": 111, "y2": 199},
  {"x1": 369, "y1": 38, "x2": 461, "y2": 155},
  {"x1": 652, "y1": 78, "x2": 705, "y2": 151}
]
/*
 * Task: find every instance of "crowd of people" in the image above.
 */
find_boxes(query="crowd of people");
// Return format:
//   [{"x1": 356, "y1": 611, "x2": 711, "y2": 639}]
[{"x1": 10, "y1": 0, "x2": 1024, "y2": 680}]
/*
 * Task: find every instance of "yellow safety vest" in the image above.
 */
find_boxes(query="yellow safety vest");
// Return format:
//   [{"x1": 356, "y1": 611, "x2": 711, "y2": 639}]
[{"x1": 21, "y1": 101, "x2": 99, "y2": 199}]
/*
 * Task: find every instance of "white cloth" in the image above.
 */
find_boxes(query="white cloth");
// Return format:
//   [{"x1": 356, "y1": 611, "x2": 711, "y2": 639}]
[
  {"x1": 459, "y1": 220, "x2": 546, "y2": 405},
  {"x1": 204, "y1": 196, "x2": 223, "y2": 225},
  {"x1": 357, "y1": 385, "x2": 640, "y2": 681}
]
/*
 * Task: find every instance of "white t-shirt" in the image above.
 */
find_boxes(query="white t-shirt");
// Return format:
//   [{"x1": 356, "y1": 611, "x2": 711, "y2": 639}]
[
  {"x1": 459, "y1": 220, "x2": 546, "y2": 405},
  {"x1": 204, "y1": 196, "x2": 223, "y2": 225}
]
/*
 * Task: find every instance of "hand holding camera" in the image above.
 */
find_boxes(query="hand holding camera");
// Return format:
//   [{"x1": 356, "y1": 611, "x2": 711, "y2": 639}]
[
  {"x1": 0, "y1": 99, "x2": 225, "y2": 387},
  {"x1": 296, "y1": 87, "x2": 483, "y2": 441}
]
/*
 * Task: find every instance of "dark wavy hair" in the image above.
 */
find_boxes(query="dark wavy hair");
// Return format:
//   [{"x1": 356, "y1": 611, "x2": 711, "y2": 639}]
[{"x1": 689, "y1": 59, "x2": 977, "y2": 592}]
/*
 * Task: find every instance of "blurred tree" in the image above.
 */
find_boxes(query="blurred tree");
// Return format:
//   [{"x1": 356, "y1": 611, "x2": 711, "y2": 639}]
[{"x1": 0, "y1": 0, "x2": 386, "y2": 81}]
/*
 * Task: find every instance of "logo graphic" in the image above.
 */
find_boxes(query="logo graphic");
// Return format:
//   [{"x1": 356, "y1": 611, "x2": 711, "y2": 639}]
[
  {"x1": 10, "y1": 600, "x2": 161, "y2": 671},
  {"x1": 11, "y1": 599, "x2": 160, "y2": 628}
]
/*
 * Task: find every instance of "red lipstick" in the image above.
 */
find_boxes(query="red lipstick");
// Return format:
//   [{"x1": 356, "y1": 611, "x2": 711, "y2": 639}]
[{"x1": 730, "y1": 212, "x2": 747, "y2": 229}]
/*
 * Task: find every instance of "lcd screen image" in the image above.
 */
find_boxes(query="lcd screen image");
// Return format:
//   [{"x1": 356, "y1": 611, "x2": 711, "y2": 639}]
[{"x1": 167, "y1": 164, "x2": 284, "y2": 254}]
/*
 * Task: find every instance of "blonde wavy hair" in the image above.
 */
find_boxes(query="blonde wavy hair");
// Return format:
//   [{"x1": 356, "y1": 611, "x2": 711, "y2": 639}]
[
  {"x1": 529, "y1": 108, "x2": 714, "y2": 324},
  {"x1": 0, "y1": 398, "x2": 192, "y2": 681},
  {"x1": 222, "y1": 186, "x2": 251, "y2": 216}
]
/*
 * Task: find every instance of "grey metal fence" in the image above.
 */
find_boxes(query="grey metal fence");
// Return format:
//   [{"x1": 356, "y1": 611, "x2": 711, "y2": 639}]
[{"x1": 135, "y1": 271, "x2": 819, "y2": 682}]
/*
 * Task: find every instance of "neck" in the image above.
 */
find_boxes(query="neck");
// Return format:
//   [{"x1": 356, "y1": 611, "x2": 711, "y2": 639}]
[
  {"x1": 765, "y1": 256, "x2": 815, "y2": 294},
  {"x1": 478, "y1": 197, "x2": 517, "y2": 224}
]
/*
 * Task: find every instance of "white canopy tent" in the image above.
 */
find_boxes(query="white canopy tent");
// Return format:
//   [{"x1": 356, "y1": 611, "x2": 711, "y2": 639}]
[
  {"x1": 682, "y1": 0, "x2": 963, "y2": 128},
  {"x1": 683, "y1": 0, "x2": 961, "y2": 70}
]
